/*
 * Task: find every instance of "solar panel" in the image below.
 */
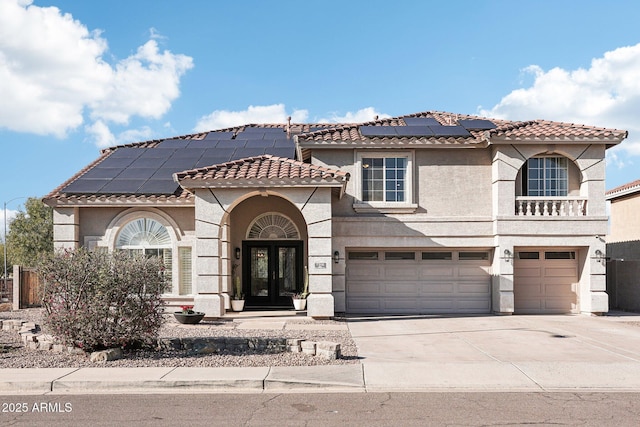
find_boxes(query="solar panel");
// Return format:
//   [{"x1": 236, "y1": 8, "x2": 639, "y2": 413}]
[
  {"x1": 97, "y1": 155, "x2": 136, "y2": 169},
  {"x1": 215, "y1": 140, "x2": 242, "y2": 149},
  {"x1": 171, "y1": 147, "x2": 206, "y2": 158},
  {"x1": 138, "y1": 148, "x2": 175, "y2": 159},
  {"x1": 187, "y1": 140, "x2": 219, "y2": 148},
  {"x1": 429, "y1": 126, "x2": 472, "y2": 137},
  {"x1": 232, "y1": 147, "x2": 266, "y2": 159},
  {"x1": 161, "y1": 156, "x2": 197, "y2": 169},
  {"x1": 150, "y1": 168, "x2": 180, "y2": 179},
  {"x1": 137, "y1": 180, "x2": 179, "y2": 195},
  {"x1": 156, "y1": 139, "x2": 190, "y2": 148},
  {"x1": 116, "y1": 168, "x2": 157, "y2": 180},
  {"x1": 395, "y1": 126, "x2": 435, "y2": 136},
  {"x1": 360, "y1": 126, "x2": 398, "y2": 136},
  {"x1": 99, "y1": 179, "x2": 147, "y2": 193},
  {"x1": 62, "y1": 179, "x2": 109, "y2": 193},
  {"x1": 204, "y1": 131, "x2": 234, "y2": 140},
  {"x1": 309, "y1": 126, "x2": 328, "y2": 132},
  {"x1": 106, "y1": 147, "x2": 146, "y2": 159},
  {"x1": 129, "y1": 156, "x2": 169, "y2": 168},
  {"x1": 240, "y1": 139, "x2": 277, "y2": 148},
  {"x1": 195, "y1": 156, "x2": 235, "y2": 168},
  {"x1": 265, "y1": 147, "x2": 295, "y2": 158},
  {"x1": 274, "y1": 139, "x2": 295, "y2": 148},
  {"x1": 403, "y1": 117, "x2": 440, "y2": 126},
  {"x1": 458, "y1": 119, "x2": 496, "y2": 130},
  {"x1": 81, "y1": 167, "x2": 124, "y2": 179}
]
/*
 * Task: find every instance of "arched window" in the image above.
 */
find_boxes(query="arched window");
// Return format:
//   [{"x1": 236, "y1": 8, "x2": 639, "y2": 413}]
[
  {"x1": 116, "y1": 218, "x2": 174, "y2": 289},
  {"x1": 247, "y1": 213, "x2": 300, "y2": 240}
]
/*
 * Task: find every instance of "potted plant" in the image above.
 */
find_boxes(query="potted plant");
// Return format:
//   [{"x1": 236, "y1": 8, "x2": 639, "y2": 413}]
[
  {"x1": 292, "y1": 266, "x2": 309, "y2": 310},
  {"x1": 174, "y1": 305, "x2": 205, "y2": 324},
  {"x1": 231, "y1": 263, "x2": 245, "y2": 312}
]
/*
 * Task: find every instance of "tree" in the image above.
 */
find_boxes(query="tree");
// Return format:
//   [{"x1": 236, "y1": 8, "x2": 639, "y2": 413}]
[{"x1": 6, "y1": 197, "x2": 53, "y2": 267}]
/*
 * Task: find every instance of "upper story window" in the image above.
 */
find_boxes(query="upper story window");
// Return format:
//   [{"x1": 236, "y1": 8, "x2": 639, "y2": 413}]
[
  {"x1": 362, "y1": 157, "x2": 406, "y2": 202},
  {"x1": 354, "y1": 151, "x2": 417, "y2": 213},
  {"x1": 523, "y1": 157, "x2": 568, "y2": 196}
]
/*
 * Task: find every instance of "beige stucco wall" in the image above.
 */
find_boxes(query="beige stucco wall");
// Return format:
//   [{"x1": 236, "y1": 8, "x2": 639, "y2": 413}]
[
  {"x1": 608, "y1": 195, "x2": 640, "y2": 243},
  {"x1": 312, "y1": 148, "x2": 492, "y2": 217}
]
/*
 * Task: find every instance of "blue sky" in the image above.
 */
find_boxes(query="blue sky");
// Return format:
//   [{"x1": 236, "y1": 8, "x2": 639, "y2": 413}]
[{"x1": 2, "y1": 0, "x2": 640, "y2": 225}]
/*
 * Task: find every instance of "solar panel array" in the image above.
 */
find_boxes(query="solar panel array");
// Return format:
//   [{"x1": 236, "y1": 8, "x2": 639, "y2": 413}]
[
  {"x1": 62, "y1": 127, "x2": 295, "y2": 195},
  {"x1": 360, "y1": 117, "x2": 496, "y2": 138}
]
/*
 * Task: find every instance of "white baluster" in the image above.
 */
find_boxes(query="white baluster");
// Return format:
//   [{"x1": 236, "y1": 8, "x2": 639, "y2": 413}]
[
  {"x1": 518, "y1": 201, "x2": 524, "y2": 216},
  {"x1": 543, "y1": 201, "x2": 549, "y2": 216},
  {"x1": 568, "y1": 200, "x2": 574, "y2": 216},
  {"x1": 559, "y1": 201, "x2": 566, "y2": 216},
  {"x1": 526, "y1": 201, "x2": 532, "y2": 216},
  {"x1": 534, "y1": 201, "x2": 541, "y2": 216},
  {"x1": 551, "y1": 201, "x2": 558, "y2": 216}
]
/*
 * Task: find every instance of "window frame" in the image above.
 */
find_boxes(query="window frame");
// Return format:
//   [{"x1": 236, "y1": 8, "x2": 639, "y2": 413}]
[
  {"x1": 523, "y1": 156, "x2": 569, "y2": 197},
  {"x1": 353, "y1": 151, "x2": 417, "y2": 213}
]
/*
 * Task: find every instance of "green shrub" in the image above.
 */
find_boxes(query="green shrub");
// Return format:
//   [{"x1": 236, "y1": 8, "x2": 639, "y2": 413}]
[{"x1": 38, "y1": 248, "x2": 167, "y2": 351}]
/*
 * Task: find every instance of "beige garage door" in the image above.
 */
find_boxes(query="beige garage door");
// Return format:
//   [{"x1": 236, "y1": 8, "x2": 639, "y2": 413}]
[
  {"x1": 346, "y1": 250, "x2": 492, "y2": 314},
  {"x1": 514, "y1": 250, "x2": 578, "y2": 314}
]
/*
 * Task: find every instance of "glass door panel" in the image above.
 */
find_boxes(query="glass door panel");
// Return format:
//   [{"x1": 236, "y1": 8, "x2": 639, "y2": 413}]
[
  {"x1": 250, "y1": 247, "x2": 269, "y2": 298},
  {"x1": 278, "y1": 247, "x2": 297, "y2": 295}
]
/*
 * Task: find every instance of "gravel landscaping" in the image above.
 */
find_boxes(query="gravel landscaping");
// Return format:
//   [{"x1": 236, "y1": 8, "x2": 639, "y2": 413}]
[{"x1": 0, "y1": 308, "x2": 359, "y2": 368}]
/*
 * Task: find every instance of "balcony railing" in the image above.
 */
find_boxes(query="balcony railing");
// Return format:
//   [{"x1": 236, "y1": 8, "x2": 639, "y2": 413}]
[{"x1": 515, "y1": 196, "x2": 587, "y2": 216}]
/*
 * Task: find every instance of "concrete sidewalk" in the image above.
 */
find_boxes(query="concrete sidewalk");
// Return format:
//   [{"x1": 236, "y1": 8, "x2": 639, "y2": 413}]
[{"x1": 2, "y1": 312, "x2": 640, "y2": 394}]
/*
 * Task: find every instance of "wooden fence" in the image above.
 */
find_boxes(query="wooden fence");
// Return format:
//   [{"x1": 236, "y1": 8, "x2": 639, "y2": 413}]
[{"x1": 14, "y1": 266, "x2": 43, "y2": 308}]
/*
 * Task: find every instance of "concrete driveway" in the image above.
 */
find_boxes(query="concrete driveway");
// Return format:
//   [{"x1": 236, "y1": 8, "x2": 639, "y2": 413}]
[{"x1": 346, "y1": 312, "x2": 640, "y2": 391}]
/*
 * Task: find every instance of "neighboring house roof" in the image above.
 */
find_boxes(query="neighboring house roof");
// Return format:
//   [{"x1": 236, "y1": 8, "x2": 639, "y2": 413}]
[
  {"x1": 174, "y1": 154, "x2": 349, "y2": 197},
  {"x1": 606, "y1": 179, "x2": 640, "y2": 201},
  {"x1": 44, "y1": 110, "x2": 628, "y2": 207}
]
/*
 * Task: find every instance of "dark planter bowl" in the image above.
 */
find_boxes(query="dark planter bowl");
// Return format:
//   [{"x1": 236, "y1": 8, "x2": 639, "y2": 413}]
[{"x1": 174, "y1": 312, "x2": 205, "y2": 324}]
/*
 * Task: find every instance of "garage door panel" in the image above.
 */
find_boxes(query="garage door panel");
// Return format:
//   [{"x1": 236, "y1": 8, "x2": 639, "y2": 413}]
[
  {"x1": 348, "y1": 265, "x2": 383, "y2": 280},
  {"x1": 418, "y1": 266, "x2": 454, "y2": 276},
  {"x1": 346, "y1": 250, "x2": 491, "y2": 314},
  {"x1": 514, "y1": 251, "x2": 578, "y2": 314},
  {"x1": 384, "y1": 282, "x2": 419, "y2": 295},
  {"x1": 458, "y1": 282, "x2": 491, "y2": 294},
  {"x1": 348, "y1": 282, "x2": 381, "y2": 295},
  {"x1": 543, "y1": 267, "x2": 577, "y2": 277},
  {"x1": 420, "y1": 282, "x2": 455, "y2": 295},
  {"x1": 459, "y1": 266, "x2": 491, "y2": 278},
  {"x1": 384, "y1": 266, "x2": 419, "y2": 279}
]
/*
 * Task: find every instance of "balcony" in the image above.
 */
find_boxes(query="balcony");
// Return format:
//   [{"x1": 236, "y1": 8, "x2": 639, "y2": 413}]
[{"x1": 515, "y1": 196, "x2": 587, "y2": 216}]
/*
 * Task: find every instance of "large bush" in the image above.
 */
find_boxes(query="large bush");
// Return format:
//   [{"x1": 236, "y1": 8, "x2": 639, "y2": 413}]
[{"x1": 38, "y1": 248, "x2": 167, "y2": 351}]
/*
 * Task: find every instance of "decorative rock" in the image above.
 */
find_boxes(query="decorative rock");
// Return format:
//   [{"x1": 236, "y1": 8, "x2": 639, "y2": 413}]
[
  {"x1": 28, "y1": 341, "x2": 39, "y2": 350},
  {"x1": 52, "y1": 344, "x2": 67, "y2": 353},
  {"x1": 301, "y1": 340, "x2": 316, "y2": 356},
  {"x1": 316, "y1": 341, "x2": 341, "y2": 359},
  {"x1": 90, "y1": 348, "x2": 123, "y2": 363},
  {"x1": 157, "y1": 338, "x2": 182, "y2": 351},
  {"x1": 38, "y1": 340, "x2": 53, "y2": 351},
  {"x1": 286, "y1": 339, "x2": 303, "y2": 353}
]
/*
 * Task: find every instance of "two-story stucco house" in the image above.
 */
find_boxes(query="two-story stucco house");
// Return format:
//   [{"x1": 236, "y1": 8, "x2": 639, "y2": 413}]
[{"x1": 44, "y1": 111, "x2": 627, "y2": 318}]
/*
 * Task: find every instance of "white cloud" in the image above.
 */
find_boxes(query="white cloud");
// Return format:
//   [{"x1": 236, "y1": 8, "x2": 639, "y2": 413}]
[
  {"x1": 194, "y1": 104, "x2": 309, "y2": 131},
  {"x1": 479, "y1": 43, "x2": 640, "y2": 164},
  {"x1": 194, "y1": 105, "x2": 392, "y2": 132},
  {"x1": 0, "y1": 0, "x2": 193, "y2": 144},
  {"x1": 317, "y1": 107, "x2": 391, "y2": 123},
  {"x1": 85, "y1": 120, "x2": 153, "y2": 148}
]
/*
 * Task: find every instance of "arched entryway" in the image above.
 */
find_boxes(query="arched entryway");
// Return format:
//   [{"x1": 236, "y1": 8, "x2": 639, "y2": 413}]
[{"x1": 243, "y1": 213, "x2": 304, "y2": 307}]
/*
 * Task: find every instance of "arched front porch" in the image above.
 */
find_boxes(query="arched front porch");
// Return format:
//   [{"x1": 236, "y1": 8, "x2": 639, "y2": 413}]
[{"x1": 173, "y1": 155, "x2": 349, "y2": 319}]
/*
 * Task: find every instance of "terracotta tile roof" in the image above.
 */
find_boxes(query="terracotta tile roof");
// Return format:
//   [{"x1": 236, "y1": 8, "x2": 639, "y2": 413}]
[
  {"x1": 296, "y1": 111, "x2": 627, "y2": 145},
  {"x1": 605, "y1": 179, "x2": 640, "y2": 201},
  {"x1": 175, "y1": 155, "x2": 349, "y2": 186}
]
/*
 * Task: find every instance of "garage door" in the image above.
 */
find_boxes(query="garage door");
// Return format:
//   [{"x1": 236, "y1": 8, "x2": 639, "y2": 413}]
[
  {"x1": 514, "y1": 250, "x2": 578, "y2": 314},
  {"x1": 346, "y1": 250, "x2": 492, "y2": 314}
]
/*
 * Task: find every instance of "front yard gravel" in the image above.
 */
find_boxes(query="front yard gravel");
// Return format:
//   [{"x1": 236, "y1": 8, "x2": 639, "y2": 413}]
[{"x1": 0, "y1": 308, "x2": 359, "y2": 368}]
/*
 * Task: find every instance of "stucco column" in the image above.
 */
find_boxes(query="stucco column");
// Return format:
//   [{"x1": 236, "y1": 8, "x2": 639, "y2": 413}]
[
  {"x1": 301, "y1": 188, "x2": 334, "y2": 318},
  {"x1": 52, "y1": 207, "x2": 79, "y2": 250},
  {"x1": 193, "y1": 190, "x2": 225, "y2": 318},
  {"x1": 492, "y1": 244, "x2": 514, "y2": 314},
  {"x1": 587, "y1": 241, "x2": 608, "y2": 314}
]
